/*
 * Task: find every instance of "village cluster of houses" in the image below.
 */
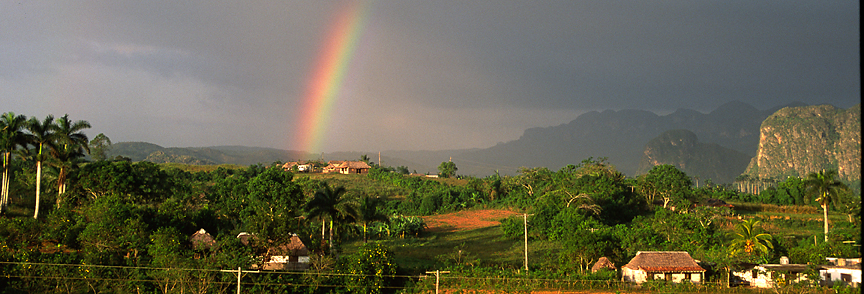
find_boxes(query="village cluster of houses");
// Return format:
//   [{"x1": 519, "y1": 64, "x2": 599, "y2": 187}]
[
  {"x1": 283, "y1": 160, "x2": 371, "y2": 174},
  {"x1": 189, "y1": 230, "x2": 861, "y2": 290},
  {"x1": 593, "y1": 251, "x2": 860, "y2": 288}
]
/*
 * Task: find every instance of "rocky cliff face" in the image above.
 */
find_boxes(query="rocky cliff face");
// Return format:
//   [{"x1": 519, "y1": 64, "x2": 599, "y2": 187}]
[{"x1": 744, "y1": 104, "x2": 860, "y2": 181}]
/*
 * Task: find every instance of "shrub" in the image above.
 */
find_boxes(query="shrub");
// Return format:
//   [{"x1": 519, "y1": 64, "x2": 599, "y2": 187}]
[{"x1": 342, "y1": 242, "x2": 396, "y2": 294}]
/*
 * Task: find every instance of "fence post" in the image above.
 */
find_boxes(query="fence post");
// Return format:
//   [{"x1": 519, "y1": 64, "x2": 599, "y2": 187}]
[{"x1": 425, "y1": 270, "x2": 450, "y2": 294}]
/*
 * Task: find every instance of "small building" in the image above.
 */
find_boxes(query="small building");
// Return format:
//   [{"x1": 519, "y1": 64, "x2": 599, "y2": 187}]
[
  {"x1": 263, "y1": 234, "x2": 310, "y2": 271},
  {"x1": 592, "y1": 257, "x2": 617, "y2": 273},
  {"x1": 189, "y1": 228, "x2": 216, "y2": 259},
  {"x1": 820, "y1": 258, "x2": 861, "y2": 287},
  {"x1": 190, "y1": 228, "x2": 216, "y2": 251},
  {"x1": 731, "y1": 257, "x2": 817, "y2": 288},
  {"x1": 322, "y1": 161, "x2": 345, "y2": 173},
  {"x1": 621, "y1": 251, "x2": 705, "y2": 284},
  {"x1": 338, "y1": 161, "x2": 371, "y2": 174},
  {"x1": 283, "y1": 161, "x2": 314, "y2": 173},
  {"x1": 237, "y1": 232, "x2": 309, "y2": 271},
  {"x1": 322, "y1": 160, "x2": 371, "y2": 174}
]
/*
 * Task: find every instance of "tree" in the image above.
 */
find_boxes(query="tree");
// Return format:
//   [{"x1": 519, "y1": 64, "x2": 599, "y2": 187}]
[
  {"x1": 803, "y1": 169, "x2": 848, "y2": 242},
  {"x1": 48, "y1": 145, "x2": 87, "y2": 207},
  {"x1": 359, "y1": 154, "x2": 371, "y2": 165},
  {"x1": 27, "y1": 115, "x2": 58, "y2": 219},
  {"x1": 51, "y1": 114, "x2": 90, "y2": 204},
  {"x1": 729, "y1": 219, "x2": 774, "y2": 262},
  {"x1": 640, "y1": 165, "x2": 693, "y2": 208},
  {"x1": 304, "y1": 183, "x2": 357, "y2": 253},
  {"x1": 357, "y1": 195, "x2": 388, "y2": 243},
  {"x1": 77, "y1": 161, "x2": 173, "y2": 203},
  {"x1": 0, "y1": 112, "x2": 29, "y2": 213},
  {"x1": 243, "y1": 165, "x2": 305, "y2": 248},
  {"x1": 437, "y1": 161, "x2": 457, "y2": 178},
  {"x1": 88, "y1": 133, "x2": 111, "y2": 161},
  {"x1": 396, "y1": 166, "x2": 410, "y2": 175},
  {"x1": 835, "y1": 190, "x2": 860, "y2": 224}
]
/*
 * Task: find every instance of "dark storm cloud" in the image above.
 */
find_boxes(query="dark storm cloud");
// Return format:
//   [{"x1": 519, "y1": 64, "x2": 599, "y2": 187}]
[
  {"x1": 0, "y1": 1, "x2": 858, "y2": 151},
  {"x1": 383, "y1": 1, "x2": 860, "y2": 111}
]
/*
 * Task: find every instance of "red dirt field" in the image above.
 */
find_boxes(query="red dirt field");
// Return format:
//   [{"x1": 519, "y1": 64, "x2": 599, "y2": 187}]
[{"x1": 422, "y1": 209, "x2": 522, "y2": 232}]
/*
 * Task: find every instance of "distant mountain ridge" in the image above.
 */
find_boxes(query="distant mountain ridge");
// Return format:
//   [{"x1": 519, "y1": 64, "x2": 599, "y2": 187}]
[
  {"x1": 107, "y1": 143, "x2": 439, "y2": 173},
  {"x1": 441, "y1": 101, "x2": 806, "y2": 179},
  {"x1": 636, "y1": 129, "x2": 752, "y2": 184},
  {"x1": 108, "y1": 101, "x2": 857, "y2": 185},
  {"x1": 108, "y1": 143, "x2": 308, "y2": 166}
]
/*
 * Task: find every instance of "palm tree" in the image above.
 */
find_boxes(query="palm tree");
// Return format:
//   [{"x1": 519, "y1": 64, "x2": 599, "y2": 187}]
[
  {"x1": 0, "y1": 112, "x2": 29, "y2": 213},
  {"x1": 303, "y1": 184, "x2": 357, "y2": 252},
  {"x1": 357, "y1": 195, "x2": 388, "y2": 243},
  {"x1": 49, "y1": 145, "x2": 87, "y2": 206},
  {"x1": 729, "y1": 219, "x2": 774, "y2": 261},
  {"x1": 27, "y1": 115, "x2": 58, "y2": 219},
  {"x1": 803, "y1": 169, "x2": 848, "y2": 242},
  {"x1": 51, "y1": 114, "x2": 90, "y2": 206}
]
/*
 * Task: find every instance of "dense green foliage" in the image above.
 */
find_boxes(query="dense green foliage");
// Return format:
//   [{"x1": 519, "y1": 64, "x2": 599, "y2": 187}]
[{"x1": 0, "y1": 112, "x2": 859, "y2": 293}]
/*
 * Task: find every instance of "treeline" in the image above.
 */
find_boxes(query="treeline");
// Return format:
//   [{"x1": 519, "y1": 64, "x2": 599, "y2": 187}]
[
  {"x1": 369, "y1": 158, "x2": 859, "y2": 289},
  {"x1": 0, "y1": 159, "x2": 427, "y2": 293},
  {"x1": 0, "y1": 112, "x2": 860, "y2": 293}
]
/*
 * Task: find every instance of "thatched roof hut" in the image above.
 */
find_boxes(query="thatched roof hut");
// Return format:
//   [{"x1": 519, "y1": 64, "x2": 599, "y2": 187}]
[
  {"x1": 622, "y1": 251, "x2": 704, "y2": 273},
  {"x1": 591, "y1": 256, "x2": 616, "y2": 272},
  {"x1": 189, "y1": 228, "x2": 216, "y2": 250},
  {"x1": 621, "y1": 251, "x2": 706, "y2": 284},
  {"x1": 271, "y1": 234, "x2": 309, "y2": 257}
]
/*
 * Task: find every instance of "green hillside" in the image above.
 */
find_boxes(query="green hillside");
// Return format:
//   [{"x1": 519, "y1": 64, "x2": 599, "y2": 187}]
[{"x1": 0, "y1": 158, "x2": 856, "y2": 293}]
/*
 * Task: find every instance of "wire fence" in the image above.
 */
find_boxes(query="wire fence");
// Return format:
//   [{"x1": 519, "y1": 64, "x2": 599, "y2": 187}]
[{"x1": 0, "y1": 261, "x2": 845, "y2": 294}]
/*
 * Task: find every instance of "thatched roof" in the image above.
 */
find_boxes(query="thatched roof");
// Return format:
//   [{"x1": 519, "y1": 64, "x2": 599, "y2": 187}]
[
  {"x1": 591, "y1": 257, "x2": 617, "y2": 272},
  {"x1": 270, "y1": 235, "x2": 309, "y2": 256},
  {"x1": 340, "y1": 161, "x2": 371, "y2": 169},
  {"x1": 189, "y1": 229, "x2": 216, "y2": 250},
  {"x1": 237, "y1": 232, "x2": 254, "y2": 246},
  {"x1": 622, "y1": 251, "x2": 705, "y2": 272},
  {"x1": 237, "y1": 232, "x2": 308, "y2": 257}
]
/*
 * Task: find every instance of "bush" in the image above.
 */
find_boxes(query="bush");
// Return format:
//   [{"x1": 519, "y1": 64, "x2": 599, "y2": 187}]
[
  {"x1": 500, "y1": 216, "x2": 523, "y2": 239},
  {"x1": 342, "y1": 242, "x2": 396, "y2": 294},
  {"x1": 389, "y1": 215, "x2": 426, "y2": 238}
]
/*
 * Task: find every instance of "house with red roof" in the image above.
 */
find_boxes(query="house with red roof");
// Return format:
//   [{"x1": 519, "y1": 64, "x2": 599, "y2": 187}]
[{"x1": 621, "y1": 251, "x2": 706, "y2": 284}]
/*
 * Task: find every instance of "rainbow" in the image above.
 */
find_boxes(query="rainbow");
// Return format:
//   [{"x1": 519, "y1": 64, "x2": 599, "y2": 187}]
[{"x1": 295, "y1": 0, "x2": 369, "y2": 154}]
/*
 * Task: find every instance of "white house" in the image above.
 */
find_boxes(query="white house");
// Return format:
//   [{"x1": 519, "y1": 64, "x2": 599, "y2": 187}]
[
  {"x1": 820, "y1": 258, "x2": 861, "y2": 287},
  {"x1": 731, "y1": 257, "x2": 815, "y2": 288},
  {"x1": 621, "y1": 251, "x2": 706, "y2": 284}
]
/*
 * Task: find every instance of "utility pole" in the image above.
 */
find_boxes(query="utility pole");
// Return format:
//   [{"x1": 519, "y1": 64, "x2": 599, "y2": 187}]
[
  {"x1": 220, "y1": 267, "x2": 259, "y2": 294},
  {"x1": 524, "y1": 214, "x2": 528, "y2": 271},
  {"x1": 425, "y1": 270, "x2": 450, "y2": 294}
]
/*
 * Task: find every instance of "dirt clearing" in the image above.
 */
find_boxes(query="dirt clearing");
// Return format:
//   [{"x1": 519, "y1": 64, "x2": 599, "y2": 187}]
[{"x1": 423, "y1": 209, "x2": 522, "y2": 232}]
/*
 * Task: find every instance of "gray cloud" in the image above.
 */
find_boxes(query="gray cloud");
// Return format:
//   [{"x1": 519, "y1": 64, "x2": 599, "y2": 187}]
[{"x1": 0, "y1": 1, "x2": 858, "y2": 152}]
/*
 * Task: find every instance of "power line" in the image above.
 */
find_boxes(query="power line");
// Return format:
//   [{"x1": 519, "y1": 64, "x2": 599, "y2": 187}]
[{"x1": 0, "y1": 261, "x2": 733, "y2": 291}]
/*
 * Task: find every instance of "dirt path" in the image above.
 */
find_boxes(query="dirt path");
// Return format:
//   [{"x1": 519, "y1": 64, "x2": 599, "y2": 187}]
[{"x1": 423, "y1": 209, "x2": 522, "y2": 232}]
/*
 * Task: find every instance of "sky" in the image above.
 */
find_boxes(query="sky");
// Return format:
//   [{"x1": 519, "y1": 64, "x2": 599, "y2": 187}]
[{"x1": 1, "y1": 1, "x2": 859, "y2": 153}]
